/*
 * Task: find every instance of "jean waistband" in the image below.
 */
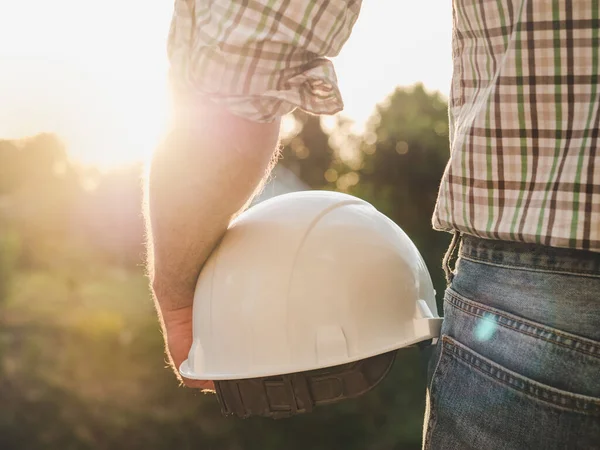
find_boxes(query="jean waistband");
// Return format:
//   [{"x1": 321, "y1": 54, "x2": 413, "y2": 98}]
[{"x1": 458, "y1": 234, "x2": 600, "y2": 277}]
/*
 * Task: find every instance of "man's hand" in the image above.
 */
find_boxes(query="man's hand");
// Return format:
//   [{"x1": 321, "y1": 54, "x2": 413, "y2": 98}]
[
  {"x1": 161, "y1": 305, "x2": 214, "y2": 390},
  {"x1": 146, "y1": 99, "x2": 281, "y2": 388}
]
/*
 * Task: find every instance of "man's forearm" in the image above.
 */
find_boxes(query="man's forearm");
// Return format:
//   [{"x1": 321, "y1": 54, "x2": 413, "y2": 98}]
[{"x1": 146, "y1": 105, "x2": 281, "y2": 312}]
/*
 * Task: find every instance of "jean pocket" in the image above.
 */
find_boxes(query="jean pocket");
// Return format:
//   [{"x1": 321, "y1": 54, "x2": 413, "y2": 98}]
[{"x1": 423, "y1": 335, "x2": 600, "y2": 450}]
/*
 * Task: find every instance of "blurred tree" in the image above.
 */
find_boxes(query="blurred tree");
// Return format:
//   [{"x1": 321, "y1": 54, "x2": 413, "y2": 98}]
[
  {"x1": 0, "y1": 229, "x2": 20, "y2": 307},
  {"x1": 278, "y1": 110, "x2": 338, "y2": 190},
  {"x1": 6, "y1": 134, "x2": 83, "y2": 268},
  {"x1": 0, "y1": 141, "x2": 22, "y2": 195},
  {"x1": 73, "y1": 163, "x2": 145, "y2": 267},
  {"x1": 349, "y1": 83, "x2": 451, "y2": 303}
]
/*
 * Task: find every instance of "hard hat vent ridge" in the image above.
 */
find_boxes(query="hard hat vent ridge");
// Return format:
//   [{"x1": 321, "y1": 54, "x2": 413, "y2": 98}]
[{"x1": 284, "y1": 198, "x2": 367, "y2": 367}]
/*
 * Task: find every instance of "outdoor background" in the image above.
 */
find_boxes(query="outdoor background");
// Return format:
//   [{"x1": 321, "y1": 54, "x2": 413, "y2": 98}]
[{"x1": 0, "y1": 2, "x2": 453, "y2": 449}]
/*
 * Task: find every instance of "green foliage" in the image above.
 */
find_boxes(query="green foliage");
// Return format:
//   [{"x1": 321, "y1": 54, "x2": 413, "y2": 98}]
[
  {"x1": 0, "y1": 229, "x2": 20, "y2": 305},
  {"x1": 279, "y1": 111, "x2": 338, "y2": 190}
]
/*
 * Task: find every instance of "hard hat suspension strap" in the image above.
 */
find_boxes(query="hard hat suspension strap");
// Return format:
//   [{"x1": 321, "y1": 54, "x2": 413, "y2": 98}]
[{"x1": 213, "y1": 350, "x2": 396, "y2": 419}]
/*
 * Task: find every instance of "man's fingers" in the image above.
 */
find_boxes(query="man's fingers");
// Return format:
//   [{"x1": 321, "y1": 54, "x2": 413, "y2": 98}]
[
  {"x1": 163, "y1": 314, "x2": 215, "y2": 391},
  {"x1": 182, "y1": 378, "x2": 215, "y2": 391},
  {"x1": 169, "y1": 343, "x2": 215, "y2": 390}
]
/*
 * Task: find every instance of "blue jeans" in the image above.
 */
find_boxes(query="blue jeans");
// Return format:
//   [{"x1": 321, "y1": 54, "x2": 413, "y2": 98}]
[{"x1": 423, "y1": 235, "x2": 600, "y2": 450}]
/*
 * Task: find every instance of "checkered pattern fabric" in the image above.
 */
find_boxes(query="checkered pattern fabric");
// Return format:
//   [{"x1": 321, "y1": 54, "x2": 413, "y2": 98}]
[
  {"x1": 167, "y1": 0, "x2": 361, "y2": 123},
  {"x1": 433, "y1": 0, "x2": 600, "y2": 252},
  {"x1": 168, "y1": 0, "x2": 600, "y2": 252}
]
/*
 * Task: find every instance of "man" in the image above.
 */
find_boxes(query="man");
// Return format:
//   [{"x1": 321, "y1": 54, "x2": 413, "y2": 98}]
[{"x1": 146, "y1": 1, "x2": 600, "y2": 449}]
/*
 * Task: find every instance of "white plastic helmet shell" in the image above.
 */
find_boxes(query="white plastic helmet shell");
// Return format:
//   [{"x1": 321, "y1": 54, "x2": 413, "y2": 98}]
[{"x1": 180, "y1": 191, "x2": 442, "y2": 380}]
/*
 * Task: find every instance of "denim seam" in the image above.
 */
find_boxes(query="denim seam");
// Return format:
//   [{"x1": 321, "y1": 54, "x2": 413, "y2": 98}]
[
  {"x1": 442, "y1": 336, "x2": 600, "y2": 416},
  {"x1": 424, "y1": 340, "x2": 452, "y2": 449},
  {"x1": 446, "y1": 289, "x2": 600, "y2": 359},
  {"x1": 427, "y1": 340, "x2": 446, "y2": 394},
  {"x1": 459, "y1": 254, "x2": 600, "y2": 278}
]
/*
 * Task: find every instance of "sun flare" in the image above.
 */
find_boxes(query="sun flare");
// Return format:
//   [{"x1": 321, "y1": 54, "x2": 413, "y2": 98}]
[{"x1": 0, "y1": 0, "x2": 173, "y2": 169}]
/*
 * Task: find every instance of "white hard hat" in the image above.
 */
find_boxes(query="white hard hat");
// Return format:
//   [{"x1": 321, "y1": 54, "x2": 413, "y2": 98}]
[{"x1": 180, "y1": 190, "x2": 442, "y2": 382}]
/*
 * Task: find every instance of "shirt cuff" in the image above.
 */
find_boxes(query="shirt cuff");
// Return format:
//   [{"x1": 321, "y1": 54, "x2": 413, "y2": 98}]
[{"x1": 167, "y1": 0, "x2": 359, "y2": 123}]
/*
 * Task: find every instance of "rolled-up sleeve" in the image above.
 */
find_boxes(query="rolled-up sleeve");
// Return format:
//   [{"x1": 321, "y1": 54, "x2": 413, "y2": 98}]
[{"x1": 168, "y1": 0, "x2": 362, "y2": 122}]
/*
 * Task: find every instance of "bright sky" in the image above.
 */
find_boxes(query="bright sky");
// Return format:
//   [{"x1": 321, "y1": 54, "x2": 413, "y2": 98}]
[{"x1": 0, "y1": 1, "x2": 452, "y2": 169}]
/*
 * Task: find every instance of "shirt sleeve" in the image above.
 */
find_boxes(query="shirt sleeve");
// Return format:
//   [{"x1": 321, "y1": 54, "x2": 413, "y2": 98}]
[{"x1": 167, "y1": 0, "x2": 362, "y2": 123}]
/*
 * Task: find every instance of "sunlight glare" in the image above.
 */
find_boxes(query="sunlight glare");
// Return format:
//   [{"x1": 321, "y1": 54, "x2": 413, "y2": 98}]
[{"x1": 0, "y1": 0, "x2": 173, "y2": 169}]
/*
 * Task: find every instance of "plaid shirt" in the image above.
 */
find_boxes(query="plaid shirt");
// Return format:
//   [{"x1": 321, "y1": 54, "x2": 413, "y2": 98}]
[{"x1": 169, "y1": 0, "x2": 600, "y2": 253}]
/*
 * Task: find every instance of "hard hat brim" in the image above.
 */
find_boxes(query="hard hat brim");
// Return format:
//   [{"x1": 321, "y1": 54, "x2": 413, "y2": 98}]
[{"x1": 179, "y1": 317, "x2": 443, "y2": 381}]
